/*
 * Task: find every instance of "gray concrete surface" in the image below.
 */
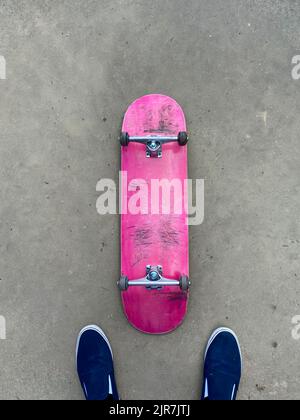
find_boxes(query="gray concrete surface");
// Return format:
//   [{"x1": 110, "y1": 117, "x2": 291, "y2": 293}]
[{"x1": 0, "y1": 0, "x2": 299, "y2": 400}]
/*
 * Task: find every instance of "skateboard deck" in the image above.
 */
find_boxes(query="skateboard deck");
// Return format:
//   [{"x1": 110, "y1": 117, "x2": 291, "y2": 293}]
[{"x1": 119, "y1": 94, "x2": 189, "y2": 334}]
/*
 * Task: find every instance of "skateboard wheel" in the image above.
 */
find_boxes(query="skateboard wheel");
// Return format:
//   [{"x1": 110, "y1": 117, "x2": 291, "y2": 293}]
[
  {"x1": 178, "y1": 131, "x2": 188, "y2": 146},
  {"x1": 120, "y1": 132, "x2": 129, "y2": 147},
  {"x1": 179, "y1": 275, "x2": 190, "y2": 291},
  {"x1": 118, "y1": 275, "x2": 129, "y2": 291}
]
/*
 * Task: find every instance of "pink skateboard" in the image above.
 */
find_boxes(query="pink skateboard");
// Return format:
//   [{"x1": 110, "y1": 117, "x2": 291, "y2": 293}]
[{"x1": 118, "y1": 94, "x2": 190, "y2": 334}]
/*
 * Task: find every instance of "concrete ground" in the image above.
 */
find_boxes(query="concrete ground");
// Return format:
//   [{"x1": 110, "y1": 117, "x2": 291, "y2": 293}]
[{"x1": 0, "y1": 0, "x2": 299, "y2": 400}]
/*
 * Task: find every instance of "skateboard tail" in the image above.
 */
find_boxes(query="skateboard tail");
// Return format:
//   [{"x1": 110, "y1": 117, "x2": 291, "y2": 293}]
[{"x1": 122, "y1": 289, "x2": 189, "y2": 335}]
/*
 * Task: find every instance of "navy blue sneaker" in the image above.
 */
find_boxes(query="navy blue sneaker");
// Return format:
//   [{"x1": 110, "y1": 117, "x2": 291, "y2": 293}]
[
  {"x1": 76, "y1": 325, "x2": 119, "y2": 401},
  {"x1": 201, "y1": 328, "x2": 242, "y2": 401}
]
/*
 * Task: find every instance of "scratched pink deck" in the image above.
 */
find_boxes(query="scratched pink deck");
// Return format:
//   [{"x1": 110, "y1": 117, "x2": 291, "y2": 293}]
[{"x1": 121, "y1": 94, "x2": 189, "y2": 334}]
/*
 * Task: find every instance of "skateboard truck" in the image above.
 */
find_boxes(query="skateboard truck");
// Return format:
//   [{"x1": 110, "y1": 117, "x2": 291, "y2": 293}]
[
  {"x1": 118, "y1": 265, "x2": 190, "y2": 291},
  {"x1": 120, "y1": 132, "x2": 189, "y2": 158}
]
